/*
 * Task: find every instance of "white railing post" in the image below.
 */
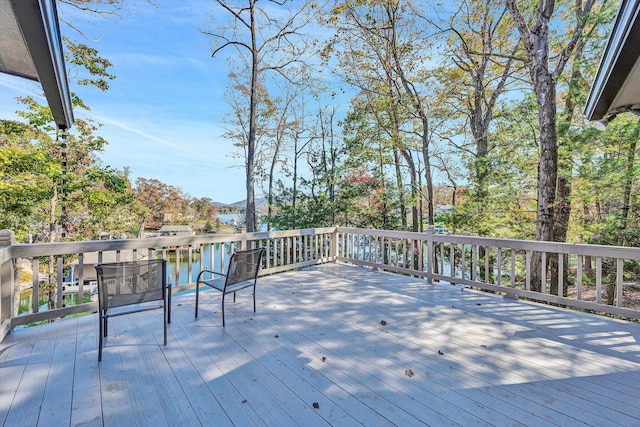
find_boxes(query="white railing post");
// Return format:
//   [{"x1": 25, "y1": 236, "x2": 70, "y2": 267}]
[
  {"x1": 0, "y1": 230, "x2": 15, "y2": 342},
  {"x1": 426, "y1": 225, "x2": 434, "y2": 283},
  {"x1": 331, "y1": 227, "x2": 339, "y2": 261}
]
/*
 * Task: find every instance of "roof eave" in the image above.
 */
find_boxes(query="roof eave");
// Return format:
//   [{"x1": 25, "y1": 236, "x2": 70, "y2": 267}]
[
  {"x1": 7, "y1": 0, "x2": 74, "y2": 130},
  {"x1": 585, "y1": 0, "x2": 640, "y2": 122}
]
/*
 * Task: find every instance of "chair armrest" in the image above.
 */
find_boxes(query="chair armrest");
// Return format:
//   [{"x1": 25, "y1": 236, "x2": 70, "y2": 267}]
[{"x1": 196, "y1": 270, "x2": 228, "y2": 282}]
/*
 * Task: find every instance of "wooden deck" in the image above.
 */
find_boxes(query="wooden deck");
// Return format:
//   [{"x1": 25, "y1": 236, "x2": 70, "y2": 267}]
[{"x1": 1, "y1": 263, "x2": 640, "y2": 426}]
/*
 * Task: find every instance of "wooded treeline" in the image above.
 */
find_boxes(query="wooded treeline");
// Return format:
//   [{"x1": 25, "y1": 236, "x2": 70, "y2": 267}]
[{"x1": 2, "y1": 0, "x2": 639, "y2": 255}]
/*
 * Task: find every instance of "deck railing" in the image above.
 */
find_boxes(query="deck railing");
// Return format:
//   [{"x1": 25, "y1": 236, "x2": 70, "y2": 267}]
[
  {"x1": 337, "y1": 226, "x2": 640, "y2": 320},
  {"x1": 2, "y1": 226, "x2": 639, "y2": 342}
]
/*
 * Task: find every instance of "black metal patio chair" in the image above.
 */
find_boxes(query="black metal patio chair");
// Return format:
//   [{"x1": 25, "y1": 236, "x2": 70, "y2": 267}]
[
  {"x1": 95, "y1": 259, "x2": 171, "y2": 362},
  {"x1": 195, "y1": 247, "x2": 265, "y2": 326}
]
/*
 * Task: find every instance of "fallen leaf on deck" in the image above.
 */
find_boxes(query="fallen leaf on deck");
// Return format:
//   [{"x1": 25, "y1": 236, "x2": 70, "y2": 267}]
[
  {"x1": 242, "y1": 399, "x2": 248, "y2": 403},
  {"x1": 322, "y1": 356, "x2": 327, "y2": 362},
  {"x1": 438, "y1": 350, "x2": 444, "y2": 355},
  {"x1": 274, "y1": 334, "x2": 279, "y2": 338},
  {"x1": 405, "y1": 369, "x2": 415, "y2": 377},
  {"x1": 481, "y1": 344, "x2": 487, "y2": 348},
  {"x1": 380, "y1": 320, "x2": 387, "y2": 326},
  {"x1": 476, "y1": 303, "x2": 482, "y2": 306},
  {"x1": 313, "y1": 402, "x2": 320, "y2": 409}
]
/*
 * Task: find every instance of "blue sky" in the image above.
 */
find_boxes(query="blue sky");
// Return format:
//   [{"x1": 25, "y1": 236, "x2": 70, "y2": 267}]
[{"x1": 1, "y1": 1, "x2": 250, "y2": 203}]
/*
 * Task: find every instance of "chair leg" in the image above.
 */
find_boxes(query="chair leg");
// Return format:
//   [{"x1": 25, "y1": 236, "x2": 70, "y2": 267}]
[
  {"x1": 233, "y1": 291, "x2": 236, "y2": 303},
  {"x1": 195, "y1": 284, "x2": 199, "y2": 318},
  {"x1": 167, "y1": 284, "x2": 172, "y2": 324},
  {"x1": 253, "y1": 285, "x2": 256, "y2": 313},
  {"x1": 98, "y1": 313, "x2": 104, "y2": 362},
  {"x1": 163, "y1": 303, "x2": 168, "y2": 346},
  {"x1": 221, "y1": 293, "x2": 226, "y2": 327}
]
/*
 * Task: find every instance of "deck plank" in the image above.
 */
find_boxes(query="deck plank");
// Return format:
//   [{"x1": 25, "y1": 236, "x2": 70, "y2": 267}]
[
  {"x1": 69, "y1": 316, "x2": 103, "y2": 427},
  {"x1": 146, "y1": 309, "x2": 235, "y2": 426},
  {"x1": 262, "y1": 274, "x2": 555, "y2": 426},
  {"x1": 5, "y1": 320, "x2": 60, "y2": 427},
  {"x1": 38, "y1": 318, "x2": 78, "y2": 426},
  {"x1": 1, "y1": 263, "x2": 640, "y2": 426}
]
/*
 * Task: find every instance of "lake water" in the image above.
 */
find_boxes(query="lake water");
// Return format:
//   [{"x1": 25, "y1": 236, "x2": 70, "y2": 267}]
[
  {"x1": 166, "y1": 242, "x2": 232, "y2": 286},
  {"x1": 165, "y1": 212, "x2": 266, "y2": 285}
]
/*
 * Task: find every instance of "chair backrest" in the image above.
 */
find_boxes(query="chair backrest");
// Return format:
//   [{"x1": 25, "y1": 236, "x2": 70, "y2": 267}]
[
  {"x1": 225, "y1": 248, "x2": 265, "y2": 287},
  {"x1": 95, "y1": 259, "x2": 166, "y2": 310}
]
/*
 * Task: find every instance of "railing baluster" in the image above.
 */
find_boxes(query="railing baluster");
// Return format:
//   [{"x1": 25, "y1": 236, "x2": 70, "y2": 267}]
[
  {"x1": 596, "y1": 257, "x2": 602, "y2": 304},
  {"x1": 187, "y1": 246, "x2": 193, "y2": 284},
  {"x1": 32, "y1": 257, "x2": 39, "y2": 314},
  {"x1": 558, "y1": 253, "x2": 563, "y2": 297},
  {"x1": 460, "y1": 244, "x2": 466, "y2": 280},
  {"x1": 525, "y1": 251, "x2": 531, "y2": 291},
  {"x1": 450, "y1": 243, "x2": 455, "y2": 278},
  {"x1": 78, "y1": 253, "x2": 84, "y2": 302},
  {"x1": 210, "y1": 244, "x2": 217, "y2": 277},
  {"x1": 57, "y1": 257, "x2": 63, "y2": 308},
  {"x1": 484, "y1": 247, "x2": 489, "y2": 283},
  {"x1": 471, "y1": 245, "x2": 477, "y2": 281},
  {"x1": 299, "y1": 236, "x2": 303, "y2": 262},
  {"x1": 175, "y1": 247, "x2": 181, "y2": 286},
  {"x1": 577, "y1": 255, "x2": 583, "y2": 300},
  {"x1": 617, "y1": 258, "x2": 623, "y2": 307},
  {"x1": 497, "y1": 248, "x2": 502, "y2": 286},
  {"x1": 511, "y1": 250, "x2": 516, "y2": 288},
  {"x1": 541, "y1": 252, "x2": 547, "y2": 294}
]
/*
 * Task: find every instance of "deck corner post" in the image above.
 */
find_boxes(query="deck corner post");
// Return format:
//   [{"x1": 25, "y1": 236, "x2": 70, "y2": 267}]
[
  {"x1": 0, "y1": 229, "x2": 15, "y2": 342},
  {"x1": 331, "y1": 227, "x2": 339, "y2": 261}
]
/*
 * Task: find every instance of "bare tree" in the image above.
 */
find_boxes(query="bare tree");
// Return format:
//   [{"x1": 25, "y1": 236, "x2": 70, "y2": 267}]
[
  {"x1": 430, "y1": 0, "x2": 518, "y2": 204},
  {"x1": 204, "y1": 0, "x2": 318, "y2": 232},
  {"x1": 329, "y1": 0, "x2": 437, "y2": 230}
]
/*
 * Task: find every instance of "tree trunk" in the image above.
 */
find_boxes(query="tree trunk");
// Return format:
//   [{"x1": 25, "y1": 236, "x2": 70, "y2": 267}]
[
  {"x1": 393, "y1": 146, "x2": 407, "y2": 229},
  {"x1": 506, "y1": 0, "x2": 597, "y2": 293},
  {"x1": 551, "y1": 32, "x2": 589, "y2": 296},
  {"x1": 245, "y1": 7, "x2": 258, "y2": 233},
  {"x1": 401, "y1": 150, "x2": 419, "y2": 232},
  {"x1": 421, "y1": 118, "x2": 434, "y2": 226},
  {"x1": 137, "y1": 217, "x2": 146, "y2": 238},
  {"x1": 267, "y1": 136, "x2": 281, "y2": 232}
]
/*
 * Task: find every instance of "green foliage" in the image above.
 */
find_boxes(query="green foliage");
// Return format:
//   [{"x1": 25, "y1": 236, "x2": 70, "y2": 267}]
[{"x1": 63, "y1": 36, "x2": 116, "y2": 91}]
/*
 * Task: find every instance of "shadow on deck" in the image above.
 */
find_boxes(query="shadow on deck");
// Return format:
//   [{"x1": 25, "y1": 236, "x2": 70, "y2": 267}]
[{"x1": 1, "y1": 263, "x2": 639, "y2": 426}]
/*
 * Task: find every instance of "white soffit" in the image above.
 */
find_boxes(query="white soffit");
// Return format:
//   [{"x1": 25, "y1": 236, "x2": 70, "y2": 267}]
[{"x1": 0, "y1": 0, "x2": 73, "y2": 129}]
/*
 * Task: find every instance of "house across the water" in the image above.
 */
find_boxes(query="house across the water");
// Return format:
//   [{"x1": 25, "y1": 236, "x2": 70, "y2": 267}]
[{"x1": 157, "y1": 225, "x2": 194, "y2": 236}]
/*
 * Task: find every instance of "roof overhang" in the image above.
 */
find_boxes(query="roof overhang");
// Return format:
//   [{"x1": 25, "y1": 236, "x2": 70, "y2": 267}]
[
  {"x1": 0, "y1": 0, "x2": 74, "y2": 130},
  {"x1": 585, "y1": 0, "x2": 640, "y2": 125}
]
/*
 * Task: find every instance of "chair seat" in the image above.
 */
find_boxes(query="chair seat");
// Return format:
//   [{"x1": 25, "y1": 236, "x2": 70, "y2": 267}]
[{"x1": 200, "y1": 278, "x2": 254, "y2": 294}]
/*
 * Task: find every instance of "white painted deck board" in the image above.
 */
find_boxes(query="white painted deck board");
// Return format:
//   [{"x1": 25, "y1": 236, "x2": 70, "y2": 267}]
[{"x1": 1, "y1": 263, "x2": 640, "y2": 426}]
